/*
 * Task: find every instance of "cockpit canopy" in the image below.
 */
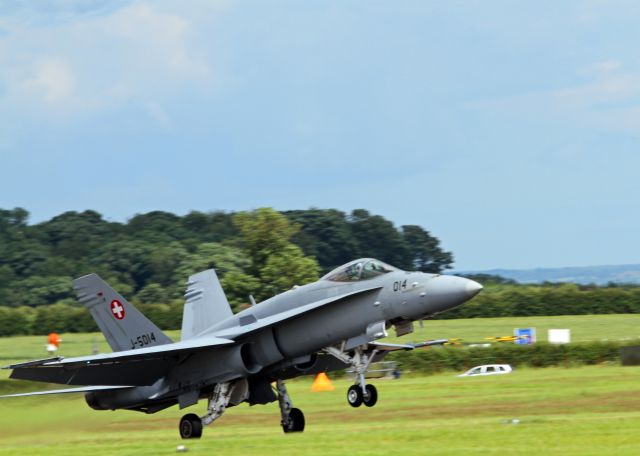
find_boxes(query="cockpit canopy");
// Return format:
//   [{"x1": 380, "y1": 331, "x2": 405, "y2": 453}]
[{"x1": 322, "y1": 258, "x2": 399, "y2": 282}]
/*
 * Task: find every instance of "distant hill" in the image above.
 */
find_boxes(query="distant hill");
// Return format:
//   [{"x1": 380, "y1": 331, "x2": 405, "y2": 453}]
[{"x1": 455, "y1": 264, "x2": 640, "y2": 285}]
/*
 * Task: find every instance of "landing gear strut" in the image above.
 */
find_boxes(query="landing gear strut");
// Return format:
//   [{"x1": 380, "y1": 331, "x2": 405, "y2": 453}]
[
  {"x1": 276, "y1": 379, "x2": 305, "y2": 433},
  {"x1": 179, "y1": 381, "x2": 237, "y2": 439},
  {"x1": 325, "y1": 345, "x2": 379, "y2": 408}
]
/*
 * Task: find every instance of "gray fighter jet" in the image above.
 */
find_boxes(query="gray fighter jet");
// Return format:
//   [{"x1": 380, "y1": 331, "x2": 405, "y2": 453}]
[{"x1": 2, "y1": 258, "x2": 482, "y2": 438}]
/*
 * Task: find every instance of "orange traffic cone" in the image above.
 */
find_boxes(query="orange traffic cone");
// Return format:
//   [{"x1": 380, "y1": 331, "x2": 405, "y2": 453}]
[{"x1": 311, "y1": 373, "x2": 335, "y2": 392}]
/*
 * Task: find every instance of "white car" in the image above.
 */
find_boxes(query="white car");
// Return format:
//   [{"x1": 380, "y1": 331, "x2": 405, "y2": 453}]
[{"x1": 457, "y1": 364, "x2": 513, "y2": 377}]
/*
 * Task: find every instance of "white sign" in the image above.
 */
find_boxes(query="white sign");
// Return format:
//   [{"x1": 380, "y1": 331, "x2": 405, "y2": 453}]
[{"x1": 548, "y1": 329, "x2": 571, "y2": 344}]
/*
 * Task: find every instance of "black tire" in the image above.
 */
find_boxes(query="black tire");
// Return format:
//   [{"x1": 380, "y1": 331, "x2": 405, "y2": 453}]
[
  {"x1": 179, "y1": 413, "x2": 203, "y2": 439},
  {"x1": 363, "y1": 384, "x2": 378, "y2": 407},
  {"x1": 347, "y1": 385, "x2": 363, "y2": 407},
  {"x1": 282, "y1": 407, "x2": 305, "y2": 433}
]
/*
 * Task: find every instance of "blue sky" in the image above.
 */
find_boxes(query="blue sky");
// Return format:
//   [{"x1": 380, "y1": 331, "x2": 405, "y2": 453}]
[{"x1": 1, "y1": 1, "x2": 639, "y2": 270}]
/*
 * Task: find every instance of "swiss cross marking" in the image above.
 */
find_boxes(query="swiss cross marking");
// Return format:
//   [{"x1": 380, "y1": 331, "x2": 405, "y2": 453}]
[{"x1": 110, "y1": 300, "x2": 125, "y2": 320}]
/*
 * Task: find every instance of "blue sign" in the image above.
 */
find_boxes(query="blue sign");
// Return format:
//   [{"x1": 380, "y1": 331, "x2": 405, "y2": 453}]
[{"x1": 514, "y1": 328, "x2": 536, "y2": 345}]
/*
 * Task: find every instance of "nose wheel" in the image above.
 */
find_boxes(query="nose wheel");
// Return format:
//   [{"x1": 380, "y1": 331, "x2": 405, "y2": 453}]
[
  {"x1": 363, "y1": 384, "x2": 377, "y2": 407},
  {"x1": 347, "y1": 385, "x2": 363, "y2": 407},
  {"x1": 347, "y1": 384, "x2": 377, "y2": 408}
]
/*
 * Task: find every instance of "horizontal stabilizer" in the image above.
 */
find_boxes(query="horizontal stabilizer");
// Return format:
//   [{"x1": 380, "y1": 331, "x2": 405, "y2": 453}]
[
  {"x1": 369, "y1": 339, "x2": 449, "y2": 352},
  {"x1": 0, "y1": 385, "x2": 133, "y2": 398},
  {"x1": 2, "y1": 357, "x2": 63, "y2": 368},
  {"x1": 7, "y1": 336, "x2": 234, "y2": 369},
  {"x1": 413, "y1": 339, "x2": 449, "y2": 348},
  {"x1": 5, "y1": 336, "x2": 234, "y2": 386}
]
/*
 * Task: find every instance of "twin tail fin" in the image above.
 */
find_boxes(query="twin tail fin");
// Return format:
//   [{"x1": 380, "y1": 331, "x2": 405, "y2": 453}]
[{"x1": 73, "y1": 274, "x2": 173, "y2": 352}]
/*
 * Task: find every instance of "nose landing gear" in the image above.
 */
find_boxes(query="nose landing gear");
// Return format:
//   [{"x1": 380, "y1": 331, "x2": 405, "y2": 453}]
[{"x1": 324, "y1": 345, "x2": 380, "y2": 408}]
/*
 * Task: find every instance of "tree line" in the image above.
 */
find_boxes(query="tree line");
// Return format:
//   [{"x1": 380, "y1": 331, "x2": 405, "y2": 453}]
[
  {"x1": 0, "y1": 206, "x2": 452, "y2": 310},
  {"x1": 440, "y1": 280, "x2": 640, "y2": 319}
]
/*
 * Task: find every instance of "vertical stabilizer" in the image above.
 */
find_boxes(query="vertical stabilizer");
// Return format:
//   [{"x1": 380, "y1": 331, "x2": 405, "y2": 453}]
[
  {"x1": 73, "y1": 274, "x2": 173, "y2": 352},
  {"x1": 181, "y1": 269, "x2": 233, "y2": 340}
]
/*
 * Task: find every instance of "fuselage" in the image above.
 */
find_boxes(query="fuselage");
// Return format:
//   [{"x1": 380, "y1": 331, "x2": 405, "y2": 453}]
[{"x1": 205, "y1": 259, "x2": 480, "y2": 358}]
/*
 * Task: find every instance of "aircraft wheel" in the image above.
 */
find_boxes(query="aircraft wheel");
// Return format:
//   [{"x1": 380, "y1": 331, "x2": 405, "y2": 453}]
[
  {"x1": 282, "y1": 407, "x2": 305, "y2": 433},
  {"x1": 179, "y1": 413, "x2": 203, "y2": 439},
  {"x1": 363, "y1": 384, "x2": 378, "y2": 407},
  {"x1": 347, "y1": 385, "x2": 363, "y2": 407}
]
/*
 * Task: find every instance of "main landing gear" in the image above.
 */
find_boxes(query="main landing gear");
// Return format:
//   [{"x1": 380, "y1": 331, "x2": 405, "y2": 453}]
[
  {"x1": 276, "y1": 379, "x2": 305, "y2": 433},
  {"x1": 178, "y1": 379, "x2": 306, "y2": 439},
  {"x1": 324, "y1": 345, "x2": 380, "y2": 408},
  {"x1": 179, "y1": 381, "x2": 236, "y2": 439},
  {"x1": 179, "y1": 413, "x2": 203, "y2": 439}
]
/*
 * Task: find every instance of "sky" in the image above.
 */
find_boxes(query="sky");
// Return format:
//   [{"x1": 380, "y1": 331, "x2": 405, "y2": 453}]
[{"x1": 1, "y1": 0, "x2": 640, "y2": 271}]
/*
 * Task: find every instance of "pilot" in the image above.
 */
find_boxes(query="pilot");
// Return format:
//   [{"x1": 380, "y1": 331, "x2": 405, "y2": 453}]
[{"x1": 349, "y1": 262, "x2": 363, "y2": 280}]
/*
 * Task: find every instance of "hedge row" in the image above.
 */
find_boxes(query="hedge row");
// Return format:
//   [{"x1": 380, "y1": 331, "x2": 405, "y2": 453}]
[
  {"x1": 388, "y1": 341, "x2": 626, "y2": 375},
  {"x1": 0, "y1": 303, "x2": 183, "y2": 336},
  {"x1": 439, "y1": 284, "x2": 640, "y2": 319}
]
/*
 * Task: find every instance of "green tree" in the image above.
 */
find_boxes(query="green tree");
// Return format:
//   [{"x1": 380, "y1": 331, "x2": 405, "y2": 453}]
[
  {"x1": 13, "y1": 276, "x2": 74, "y2": 307},
  {"x1": 135, "y1": 283, "x2": 171, "y2": 304},
  {"x1": 349, "y1": 209, "x2": 411, "y2": 268},
  {"x1": 259, "y1": 245, "x2": 320, "y2": 299},
  {"x1": 147, "y1": 242, "x2": 189, "y2": 288},
  {"x1": 91, "y1": 240, "x2": 156, "y2": 291},
  {"x1": 35, "y1": 210, "x2": 118, "y2": 260},
  {"x1": 233, "y1": 208, "x2": 320, "y2": 301},
  {"x1": 182, "y1": 211, "x2": 238, "y2": 244},
  {"x1": 173, "y1": 243, "x2": 252, "y2": 298},
  {"x1": 401, "y1": 225, "x2": 453, "y2": 273},
  {"x1": 220, "y1": 272, "x2": 262, "y2": 311},
  {"x1": 286, "y1": 209, "x2": 358, "y2": 273},
  {"x1": 234, "y1": 208, "x2": 300, "y2": 275}
]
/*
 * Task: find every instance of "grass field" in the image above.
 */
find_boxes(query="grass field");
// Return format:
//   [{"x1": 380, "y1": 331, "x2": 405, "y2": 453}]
[
  {"x1": 1, "y1": 365, "x2": 639, "y2": 455},
  {"x1": 1, "y1": 314, "x2": 639, "y2": 454},
  {"x1": 390, "y1": 313, "x2": 640, "y2": 344}
]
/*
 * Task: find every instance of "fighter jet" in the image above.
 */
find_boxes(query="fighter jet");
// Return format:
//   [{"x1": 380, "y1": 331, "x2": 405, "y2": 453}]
[{"x1": 2, "y1": 258, "x2": 482, "y2": 439}]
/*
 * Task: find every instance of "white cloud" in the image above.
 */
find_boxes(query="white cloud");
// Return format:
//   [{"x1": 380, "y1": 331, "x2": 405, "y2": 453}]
[
  {"x1": 100, "y1": 3, "x2": 211, "y2": 80},
  {"x1": 580, "y1": 60, "x2": 622, "y2": 78},
  {"x1": 554, "y1": 72, "x2": 640, "y2": 107},
  {"x1": 0, "y1": 1, "x2": 220, "y2": 125},
  {"x1": 474, "y1": 61, "x2": 640, "y2": 138},
  {"x1": 143, "y1": 100, "x2": 171, "y2": 128},
  {"x1": 0, "y1": 1, "x2": 133, "y2": 26},
  {"x1": 20, "y1": 58, "x2": 76, "y2": 103}
]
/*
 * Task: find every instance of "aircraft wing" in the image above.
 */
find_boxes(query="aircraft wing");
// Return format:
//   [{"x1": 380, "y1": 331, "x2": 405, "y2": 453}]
[
  {"x1": 0, "y1": 385, "x2": 133, "y2": 398},
  {"x1": 369, "y1": 339, "x2": 449, "y2": 352},
  {"x1": 5, "y1": 336, "x2": 234, "y2": 386},
  {"x1": 214, "y1": 286, "x2": 383, "y2": 340}
]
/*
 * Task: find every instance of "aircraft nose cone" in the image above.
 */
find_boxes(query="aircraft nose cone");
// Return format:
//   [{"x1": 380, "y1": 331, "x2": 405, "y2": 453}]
[
  {"x1": 423, "y1": 275, "x2": 483, "y2": 312},
  {"x1": 464, "y1": 279, "x2": 483, "y2": 299}
]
